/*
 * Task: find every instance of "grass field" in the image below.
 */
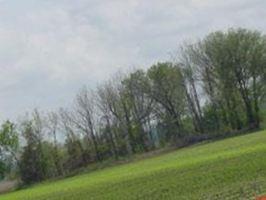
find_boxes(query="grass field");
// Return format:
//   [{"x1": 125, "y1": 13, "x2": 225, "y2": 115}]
[{"x1": 1, "y1": 130, "x2": 266, "y2": 200}]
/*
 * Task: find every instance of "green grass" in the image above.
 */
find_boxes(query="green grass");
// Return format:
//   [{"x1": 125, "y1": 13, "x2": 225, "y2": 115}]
[{"x1": 2, "y1": 130, "x2": 266, "y2": 200}]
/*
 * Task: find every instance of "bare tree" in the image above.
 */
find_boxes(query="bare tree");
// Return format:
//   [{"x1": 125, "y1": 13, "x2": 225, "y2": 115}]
[
  {"x1": 179, "y1": 45, "x2": 204, "y2": 133},
  {"x1": 97, "y1": 74, "x2": 134, "y2": 155},
  {"x1": 47, "y1": 111, "x2": 63, "y2": 175},
  {"x1": 97, "y1": 84, "x2": 119, "y2": 159},
  {"x1": 59, "y1": 108, "x2": 87, "y2": 169},
  {"x1": 71, "y1": 87, "x2": 101, "y2": 161}
]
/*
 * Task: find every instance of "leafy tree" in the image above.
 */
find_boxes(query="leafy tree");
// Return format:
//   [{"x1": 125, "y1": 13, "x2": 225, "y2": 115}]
[
  {"x1": 20, "y1": 121, "x2": 45, "y2": 183},
  {"x1": 0, "y1": 121, "x2": 19, "y2": 179},
  {"x1": 2, "y1": 28, "x2": 266, "y2": 185},
  {"x1": 122, "y1": 70, "x2": 154, "y2": 151},
  {"x1": 184, "y1": 28, "x2": 266, "y2": 130},
  {"x1": 148, "y1": 62, "x2": 187, "y2": 139},
  {"x1": 20, "y1": 111, "x2": 59, "y2": 184}
]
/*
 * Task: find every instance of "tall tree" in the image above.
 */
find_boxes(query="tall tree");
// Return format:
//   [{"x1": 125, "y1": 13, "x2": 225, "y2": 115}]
[
  {"x1": 0, "y1": 121, "x2": 19, "y2": 178},
  {"x1": 147, "y1": 62, "x2": 187, "y2": 139},
  {"x1": 47, "y1": 112, "x2": 63, "y2": 175},
  {"x1": 97, "y1": 84, "x2": 119, "y2": 159},
  {"x1": 20, "y1": 120, "x2": 45, "y2": 183},
  {"x1": 122, "y1": 70, "x2": 154, "y2": 150},
  {"x1": 72, "y1": 87, "x2": 101, "y2": 161},
  {"x1": 189, "y1": 28, "x2": 266, "y2": 129}
]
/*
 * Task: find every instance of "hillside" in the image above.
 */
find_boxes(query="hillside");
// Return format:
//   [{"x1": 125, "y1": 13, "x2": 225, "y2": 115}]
[{"x1": 1, "y1": 130, "x2": 266, "y2": 200}]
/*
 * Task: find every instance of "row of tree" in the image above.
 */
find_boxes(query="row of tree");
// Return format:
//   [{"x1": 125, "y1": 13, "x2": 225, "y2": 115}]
[{"x1": 1, "y1": 28, "x2": 266, "y2": 184}]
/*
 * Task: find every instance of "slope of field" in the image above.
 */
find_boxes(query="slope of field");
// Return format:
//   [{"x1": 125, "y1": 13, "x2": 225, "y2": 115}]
[{"x1": 1, "y1": 130, "x2": 266, "y2": 200}]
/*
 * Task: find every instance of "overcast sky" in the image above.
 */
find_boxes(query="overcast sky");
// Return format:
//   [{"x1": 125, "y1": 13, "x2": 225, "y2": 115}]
[{"x1": 0, "y1": 0, "x2": 265, "y2": 122}]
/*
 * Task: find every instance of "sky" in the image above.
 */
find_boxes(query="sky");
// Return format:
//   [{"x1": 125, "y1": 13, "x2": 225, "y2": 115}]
[{"x1": 0, "y1": 0, "x2": 265, "y2": 122}]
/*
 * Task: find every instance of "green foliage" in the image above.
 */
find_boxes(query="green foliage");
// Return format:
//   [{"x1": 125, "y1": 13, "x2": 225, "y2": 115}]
[
  {"x1": 19, "y1": 122, "x2": 45, "y2": 183},
  {"x1": 148, "y1": 62, "x2": 187, "y2": 137},
  {"x1": 2, "y1": 130, "x2": 266, "y2": 199},
  {"x1": 1, "y1": 28, "x2": 266, "y2": 193},
  {"x1": 19, "y1": 121, "x2": 60, "y2": 184},
  {"x1": 0, "y1": 121, "x2": 18, "y2": 150},
  {"x1": 64, "y1": 136, "x2": 87, "y2": 171},
  {"x1": 0, "y1": 121, "x2": 18, "y2": 178},
  {"x1": 193, "y1": 28, "x2": 266, "y2": 129},
  {"x1": 0, "y1": 162, "x2": 6, "y2": 180}
]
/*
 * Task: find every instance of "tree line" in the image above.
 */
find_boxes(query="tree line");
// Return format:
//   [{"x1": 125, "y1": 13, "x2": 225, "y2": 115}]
[{"x1": 1, "y1": 28, "x2": 266, "y2": 184}]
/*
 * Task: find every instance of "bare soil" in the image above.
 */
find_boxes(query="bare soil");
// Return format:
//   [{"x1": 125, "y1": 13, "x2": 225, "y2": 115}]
[{"x1": 0, "y1": 180, "x2": 17, "y2": 194}]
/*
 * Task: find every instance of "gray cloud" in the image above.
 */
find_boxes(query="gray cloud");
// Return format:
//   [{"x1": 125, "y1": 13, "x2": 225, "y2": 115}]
[{"x1": 0, "y1": 0, "x2": 265, "y2": 122}]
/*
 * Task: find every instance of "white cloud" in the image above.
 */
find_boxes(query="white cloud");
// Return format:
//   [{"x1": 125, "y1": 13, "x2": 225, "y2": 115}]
[{"x1": 0, "y1": 0, "x2": 265, "y2": 121}]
